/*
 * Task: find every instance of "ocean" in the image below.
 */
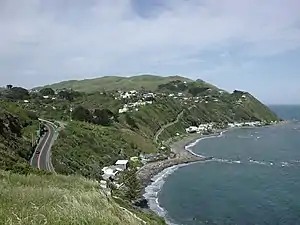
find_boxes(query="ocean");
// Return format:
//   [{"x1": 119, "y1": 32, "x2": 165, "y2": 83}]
[{"x1": 145, "y1": 105, "x2": 300, "y2": 225}]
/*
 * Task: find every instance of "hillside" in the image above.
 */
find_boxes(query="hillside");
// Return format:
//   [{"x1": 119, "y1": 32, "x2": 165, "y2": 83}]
[
  {"x1": 0, "y1": 170, "x2": 165, "y2": 225},
  {"x1": 37, "y1": 75, "x2": 193, "y2": 92},
  {"x1": 0, "y1": 100, "x2": 165, "y2": 225},
  {"x1": 0, "y1": 100, "x2": 40, "y2": 172}
]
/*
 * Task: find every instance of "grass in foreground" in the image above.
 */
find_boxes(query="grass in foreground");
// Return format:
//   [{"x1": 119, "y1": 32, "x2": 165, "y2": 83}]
[{"x1": 0, "y1": 170, "x2": 162, "y2": 225}]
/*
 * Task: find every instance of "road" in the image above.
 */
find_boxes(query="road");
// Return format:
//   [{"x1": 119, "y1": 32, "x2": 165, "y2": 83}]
[
  {"x1": 30, "y1": 119, "x2": 57, "y2": 172},
  {"x1": 153, "y1": 105, "x2": 196, "y2": 144}
]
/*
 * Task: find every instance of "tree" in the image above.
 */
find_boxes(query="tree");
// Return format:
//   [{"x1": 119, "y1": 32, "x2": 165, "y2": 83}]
[
  {"x1": 6, "y1": 84, "x2": 13, "y2": 89},
  {"x1": 93, "y1": 109, "x2": 114, "y2": 126},
  {"x1": 123, "y1": 167, "x2": 141, "y2": 201},
  {"x1": 6, "y1": 87, "x2": 29, "y2": 100},
  {"x1": 39, "y1": 88, "x2": 55, "y2": 96},
  {"x1": 71, "y1": 106, "x2": 92, "y2": 122},
  {"x1": 125, "y1": 113, "x2": 138, "y2": 129},
  {"x1": 58, "y1": 90, "x2": 81, "y2": 101}
]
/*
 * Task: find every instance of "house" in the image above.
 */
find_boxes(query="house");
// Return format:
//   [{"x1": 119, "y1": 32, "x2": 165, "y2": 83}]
[
  {"x1": 102, "y1": 166, "x2": 119, "y2": 180},
  {"x1": 143, "y1": 92, "x2": 155, "y2": 99},
  {"x1": 185, "y1": 126, "x2": 198, "y2": 133},
  {"x1": 115, "y1": 160, "x2": 128, "y2": 171},
  {"x1": 100, "y1": 180, "x2": 107, "y2": 189},
  {"x1": 118, "y1": 107, "x2": 129, "y2": 114},
  {"x1": 23, "y1": 100, "x2": 29, "y2": 103},
  {"x1": 43, "y1": 95, "x2": 49, "y2": 99}
]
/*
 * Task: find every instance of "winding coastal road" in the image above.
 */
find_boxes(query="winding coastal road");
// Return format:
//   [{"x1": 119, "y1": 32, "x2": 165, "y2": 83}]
[
  {"x1": 30, "y1": 119, "x2": 57, "y2": 173},
  {"x1": 154, "y1": 105, "x2": 196, "y2": 143}
]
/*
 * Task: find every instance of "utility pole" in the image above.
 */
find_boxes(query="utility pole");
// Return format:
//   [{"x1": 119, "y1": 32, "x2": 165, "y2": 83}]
[{"x1": 70, "y1": 106, "x2": 73, "y2": 121}]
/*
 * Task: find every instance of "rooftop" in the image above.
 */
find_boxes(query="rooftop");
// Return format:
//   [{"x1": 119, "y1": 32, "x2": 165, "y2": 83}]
[{"x1": 115, "y1": 160, "x2": 128, "y2": 165}]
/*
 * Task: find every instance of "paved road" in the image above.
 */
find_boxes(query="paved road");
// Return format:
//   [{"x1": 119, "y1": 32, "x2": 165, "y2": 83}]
[{"x1": 30, "y1": 120, "x2": 57, "y2": 172}]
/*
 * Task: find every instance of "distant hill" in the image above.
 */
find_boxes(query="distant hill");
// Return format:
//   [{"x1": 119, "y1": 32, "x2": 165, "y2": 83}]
[{"x1": 36, "y1": 75, "x2": 194, "y2": 93}]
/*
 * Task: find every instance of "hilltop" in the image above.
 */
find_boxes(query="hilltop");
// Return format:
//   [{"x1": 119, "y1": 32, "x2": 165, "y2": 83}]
[{"x1": 36, "y1": 75, "x2": 193, "y2": 92}]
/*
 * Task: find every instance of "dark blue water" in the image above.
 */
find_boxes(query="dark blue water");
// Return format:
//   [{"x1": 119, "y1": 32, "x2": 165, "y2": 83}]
[{"x1": 158, "y1": 105, "x2": 300, "y2": 225}]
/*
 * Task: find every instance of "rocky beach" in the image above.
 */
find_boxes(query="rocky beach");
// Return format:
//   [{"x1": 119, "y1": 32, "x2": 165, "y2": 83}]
[{"x1": 136, "y1": 132, "x2": 216, "y2": 192}]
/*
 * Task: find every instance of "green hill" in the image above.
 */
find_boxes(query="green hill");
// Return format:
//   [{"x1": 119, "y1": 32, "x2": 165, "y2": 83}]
[
  {"x1": 0, "y1": 100, "x2": 165, "y2": 225},
  {"x1": 36, "y1": 75, "x2": 193, "y2": 92}
]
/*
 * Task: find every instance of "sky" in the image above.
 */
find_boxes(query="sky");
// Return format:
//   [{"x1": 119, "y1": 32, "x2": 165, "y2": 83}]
[{"x1": 0, "y1": 0, "x2": 299, "y2": 104}]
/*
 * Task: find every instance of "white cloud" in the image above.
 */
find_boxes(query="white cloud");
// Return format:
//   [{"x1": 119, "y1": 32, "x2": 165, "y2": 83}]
[{"x1": 0, "y1": 0, "x2": 300, "y2": 87}]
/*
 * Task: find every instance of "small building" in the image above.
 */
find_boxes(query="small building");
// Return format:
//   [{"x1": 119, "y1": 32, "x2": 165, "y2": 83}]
[
  {"x1": 115, "y1": 160, "x2": 129, "y2": 171},
  {"x1": 102, "y1": 166, "x2": 119, "y2": 180},
  {"x1": 43, "y1": 95, "x2": 49, "y2": 99},
  {"x1": 100, "y1": 180, "x2": 107, "y2": 189},
  {"x1": 23, "y1": 100, "x2": 29, "y2": 103}
]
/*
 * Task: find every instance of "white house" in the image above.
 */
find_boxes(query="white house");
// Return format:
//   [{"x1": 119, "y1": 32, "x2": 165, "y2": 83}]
[
  {"x1": 23, "y1": 100, "x2": 29, "y2": 103},
  {"x1": 115, "y1": 160, "x2": 128, "y2": 171},
  {"x1": 102, "y1": 166, "x2": 119, "y2": 180},
  {"x1": 43, "y1": 95, "x2": 49, "y2": 99},
  {"x1": 118, "y1": 107, "x2": 129, "y2": 114},
  {"x1": 100, "y1": 180, "x2": 107, "y2": 189},
  {"x1": 143, "y1": 92, "x2": 155, "y2": 99},
  {"x1": 185, "y1": 126, "x2": 198, "y2": 133}
]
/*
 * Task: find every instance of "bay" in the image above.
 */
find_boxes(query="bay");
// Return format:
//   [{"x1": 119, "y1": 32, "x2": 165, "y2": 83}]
[{"x1": 158, "y1": 105, "x2": 300, "y2": 225}]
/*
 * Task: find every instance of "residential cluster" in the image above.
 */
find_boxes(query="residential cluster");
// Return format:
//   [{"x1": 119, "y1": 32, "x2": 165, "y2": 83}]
[
  {"x1": 185, "y1": 123, "x2": 215, "y2": 133},
  {"x1": 185, "y1": 121, "x2": 268, "y2": 134},
  {"x1": 117, "y1": 90, "x2": 155, "y2": 114}
]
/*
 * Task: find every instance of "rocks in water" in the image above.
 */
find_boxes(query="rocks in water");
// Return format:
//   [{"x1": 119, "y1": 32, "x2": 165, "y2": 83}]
[{"x1": 133, "y1": 198, "x2": 149, "y2": 208}]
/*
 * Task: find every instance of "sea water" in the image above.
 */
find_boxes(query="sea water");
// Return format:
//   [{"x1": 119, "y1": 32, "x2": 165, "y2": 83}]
[{"x1": 152, "y1": 105, "x2": 300, "y2": 225}]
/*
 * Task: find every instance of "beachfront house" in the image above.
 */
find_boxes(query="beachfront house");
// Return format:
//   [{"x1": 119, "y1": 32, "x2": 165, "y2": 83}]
[
  {"x1": 185, "y1": 126, "x2": 198, "y2": 133},
  {"x1": 102, "y1": 166, "x2": 119, "y2": 180},
  {"x1": 115, "y1": 160, "x2": 129, "y2": 171}
]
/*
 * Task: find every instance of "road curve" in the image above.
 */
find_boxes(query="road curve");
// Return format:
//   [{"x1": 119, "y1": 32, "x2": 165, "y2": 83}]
[
  {"x1": 30, "y1": 120, "x2": 57, "y2": 173},
  {"x1": 153, "y1": 105, "x2": 196, "y2": 144}
]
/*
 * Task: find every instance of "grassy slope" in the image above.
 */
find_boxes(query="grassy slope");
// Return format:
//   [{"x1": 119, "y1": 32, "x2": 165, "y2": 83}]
[
  {"x1": 52, "y1": 121, "x2": 158, "y2": 178},
  {"x1": 40, "y1": 75, "x2": 193, "y2": 92},
  {"x1": 0, "y1": 170, "x2": 164, "y2": 225}
]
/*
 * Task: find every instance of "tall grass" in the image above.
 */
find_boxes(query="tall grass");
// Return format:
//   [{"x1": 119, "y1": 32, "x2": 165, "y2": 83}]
[{"x1": 0, "y1": 170, "x2": 152, "y2": 225}]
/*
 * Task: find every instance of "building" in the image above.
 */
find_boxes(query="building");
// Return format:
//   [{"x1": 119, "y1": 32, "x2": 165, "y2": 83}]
[
  {"x1": 115, "y1": 160, "x2": 128, "y2": 171},
  {"x1": 102, "y1": 166, "x2": 119, "y2": 180}
]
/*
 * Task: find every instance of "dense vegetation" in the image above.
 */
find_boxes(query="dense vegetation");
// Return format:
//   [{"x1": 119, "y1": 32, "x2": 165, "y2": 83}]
[
  {"x1": 0, "y1": 100, "x2": 41, "y2": 173},
  {"x1": 52, "y1": 121, "x2": 157, "y2": 179}
]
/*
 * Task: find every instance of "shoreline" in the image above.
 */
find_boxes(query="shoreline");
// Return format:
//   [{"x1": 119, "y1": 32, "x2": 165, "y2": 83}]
[
  {"x1": 136, "y1": 121, "x2": 290, "y2": 218},
  {"x1": 137, "y1": 129, "x2": 227, "y2": 192}
]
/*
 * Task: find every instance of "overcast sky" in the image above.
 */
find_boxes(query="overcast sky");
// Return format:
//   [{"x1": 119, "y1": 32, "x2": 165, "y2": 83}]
[{"x1": 0, "y1": 0, "x2": 299, "y2": 104}]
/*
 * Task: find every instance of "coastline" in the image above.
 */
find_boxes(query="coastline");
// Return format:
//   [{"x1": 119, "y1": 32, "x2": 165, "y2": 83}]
[
  {"x1": 136, "y1": 121, "x2": 289, "y2": 221},
  {"x1": 137, "y1": 121, "x2": 290, "y2": 193},
  {"x1": 137, "y1": 129, "x2": 226, "y2": 192}
]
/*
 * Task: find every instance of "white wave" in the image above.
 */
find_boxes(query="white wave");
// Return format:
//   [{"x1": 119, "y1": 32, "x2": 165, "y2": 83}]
[
  {"x1": 249, "y1": 159, "x2": 269, "y2": 166},
  {"x1": 184, "y1": 130, "x2": 228, "y2": 156},
  {"x1": 143, "y1": 165, "x2": 182, "y2": 224}
]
